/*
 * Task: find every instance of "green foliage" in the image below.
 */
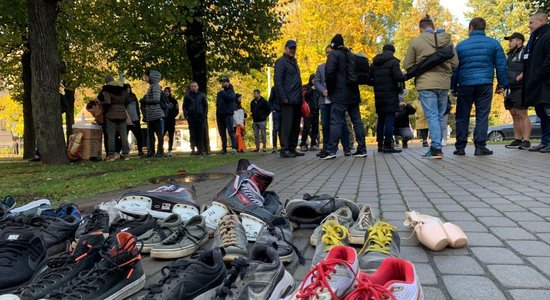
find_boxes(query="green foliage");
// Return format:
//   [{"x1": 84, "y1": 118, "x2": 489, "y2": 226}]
[{"x1": 0, "y1": 0, "x2": 27, "y2": 100}]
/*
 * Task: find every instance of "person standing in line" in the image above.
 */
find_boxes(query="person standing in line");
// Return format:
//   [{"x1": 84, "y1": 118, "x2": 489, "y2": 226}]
[
  {"x1": 268, "y1": 86, "x2": 282, "y2": 153},
  {"x1": 163, "y1": 87, "x2": 179, "y2": 157},
  {"x1": 250, "y1": 89, "x2": 271, "y2": 152},
  {"x1": 404, "y1": 15, "x2": 459, "y2": 159},
  {"x1": 320, "y1": 34, "x2": 368, "y2": 159},
  {"x1": 502, "y1": 32, "x2": 531, "y2": 150},
  {"x1": 142, "y1": 70, "x2": 165, "y2": 158},
  {"x1": 274, "y1": 40, "x2": 304, "y2": 158},
  {"x1": 216, "y1": 77, "x2": 237, "y2": 154},
  {"x1": 126, "y1": 85, "x2": 144, "y2": 157},
  {"x1": 234, "y1": 94, "x2": 247, "y2": 153},
  {"x1": 300, "y1": 74, "x2": 320, "y2": 151},
  {"x1": 183, "y1": 82, "x2": 208, "y2": 155},
  {"x1": 523, "y1": 12, "x2": 550, "y2": 153}
]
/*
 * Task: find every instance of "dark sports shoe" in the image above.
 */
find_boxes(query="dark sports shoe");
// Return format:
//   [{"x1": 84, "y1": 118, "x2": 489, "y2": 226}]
[
  {"x1": 474, "y1": 147, "x2": 493, "y2": 156},
  {"x1": 25, "y1": 215, "x2": 80, "y2": 254},
  {"x1": 280, "y1": 150, "x2": 297, "y2": 158},
  {"x1": 352, "y1": 150, "x2": 368, "y2": 157},
  {"x1": 0, "y1": 228, "x2": 47, "y2": 292},
  {"x1": 291, "y1": 149, "x2": 305, "y2": 156},
  {"x1": 285, "y1": 194, "x2": 360, "y2": 224},
  {"x1": 422, "y1": 141, "x2": 429, "y2": 147},
  {"x1": 75, "y1": 208, "x2": 110, "y2": 240},
  {"x1": 47, "y1": 232, "x2": 146, "y2": 300},
  {"x1": 109, "y1": 214, "x2": 156, "y2": 237},
  {"x1": 40, "y1": 203, "x2": 82, "y2": 222},
  {"x1": 453, "y1": 149, "x2": 465, "y2": 156},
  {"x1": 540, "y1": 145, "x2": 550, "y2": 153},
  {"x1": 383, "y1": 147, "x2": 401, "y2": 153},
  {"x1": 114, "y1": 183, "x2": 200, "y2": 220},
  {"x1": 344, "y1": 149, "x2": 352, "y2": 156},
  {"x1": 519, "y1": 140, "x2": 531, "y2": 149},
  {"x1": 0, "y1": 196, "x2": 16, "y2": 219},
  {"x1": 214, "y1": 245, "x2": 294, "y2": 300},
  {"x1": 255, "y1": 216, "x2": 305, "y2": 265},
  {"x1": 10, "y1": 233, "x2": 105, "y2": 300},
  {"x1": 143, "y1": 249, "x2": 227, "y2": 300},
  {"x1": 505, "y1": 139, "x2": 522, "y2": 149},
  {"x1": 319, "y1": 152, "x2": 336, "y2": 160},
  {"x1": 528, "y1": 144, "x2": 548, "y2": 152}
]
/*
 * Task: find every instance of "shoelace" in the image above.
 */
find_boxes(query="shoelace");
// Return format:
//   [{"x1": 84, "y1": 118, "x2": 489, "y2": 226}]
[
  {"x1": 357, "y1": 208, "x2": 374, "y2": 230},
  {"x1": 144, "y1": 261, "x2": 192, "y2": 298},
  {"x1": 320, "y1": 220, "x2": 349, "y2": 252},
  {"x1": 344, "y1": 276, "x2": 396, "y2": 300},
  {"x1": 219, "y1": 220, "x2": 239, "y2": 248},
  {"x1": 0, "y1": 240, "x2": 29, "y2": 267},
  {"x1": 266, "y1": 226, "x2": 305, "y2": 265},
  {"x1": 144, "y1": 223, "x2": 171, "y2": 242},
  {"x1": 163, "y1": 224, "x2": 204, "y2": 245},
  {"x1": 215, "y1": 257, "x2": 250, "y2": 298},
  {"x1": 295, "y1": 258, "x2": 356, "y2": 299},
  {"x1": 359, "y1": 221, "x2": 396, "y2": 255},
  {"x1": 230, "y1": 179, "x2": 265, "y2": 206}
]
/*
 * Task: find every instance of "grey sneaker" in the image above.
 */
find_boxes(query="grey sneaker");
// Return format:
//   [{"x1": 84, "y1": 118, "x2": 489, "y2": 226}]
[
  {"x1": 255, "y1": 216, "x2": 305, "y2": 265},
  {"x1": 140, "y1": 214, "x2": 183, "y2": 253},
  {"x1": 349, "y1": 204, "x2": 375, "y2": 245},
  {"x1": 310, "y1": 207, "x2": 354, "y2": 246},
  {"x1": 213, "y1": 245, "x2": 294, "y2": 300},
  {"x1": 358, "y1": 220, "x2": 401, "y2": 272},
  {"x1": 311, "y1": 217, "x2": 350, "y2": 266},
  {"x1": 9, "y1": 199, "x2": 52, "y2": 217},
  {"x1": 285, "y1": 194, "x2": 360, "y2": 224},
  {"x1": 150, "y1": 215, "x2": 209, "y2": 259},
  {"x1": 212, "y1": 215, "x2": 248, "y2": 263}
]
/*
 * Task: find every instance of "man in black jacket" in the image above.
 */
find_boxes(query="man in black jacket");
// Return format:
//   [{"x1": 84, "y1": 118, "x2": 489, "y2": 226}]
[
  {"x1": 184, "y1": 82, "x2": 208, "y2": 155},
  {"x1": 216, "y1": 77, "x2": 237, "y2": 154},
  {"x1": 163, "y1": 87, "x2": 180, "y2": 156},
  {"x1": 251, "y1": 89, "x2": 271, "y2": 152},
  {"x1": 394, "y1": 102, "x2": 416, "y2": 149},
  {"x1": 274, "y1": 40, "x2": 304, "y2": 158},
  {"x1": 369, "y1": 44, "x2": 406, "y2": 153},
  {"x1": 320, "y1": 34, "x2": 367, "y2": 159},
  {"x1": 524, "y1": 12, "x2": 550, "y2": 153}
]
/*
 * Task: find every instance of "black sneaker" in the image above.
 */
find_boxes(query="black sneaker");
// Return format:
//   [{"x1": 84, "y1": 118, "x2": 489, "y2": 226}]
[
  {"x1": 352, "y1": 150, "x2": 368, "y2": 157},
  {"x1": 255, "y1": 216, "x2": 305, "y2": 265},
  {"x1": 505, "y1": 139, "x2": 522, "y2": 149},
  {"x1": 12, "y1": 233, "x2": 105, "y2": 300},
  {"x1": 290, "y1": 149, "x2": 305, "y2": 156},
  {"x1": 0, "y1": 228, "x2": 47, "y2": 292},
  {"x1": 422, "y1": 141, "x2": 429, "y2": 147},
  {"x1": 47, "y1": 232, "x2": 146, "y2": 300},
  {"x1": 75, "y1": 209, "x2": 110, "y2": 240},
  {"x1": 143, "y1": 249, "x2": 227, "y2": 300},
  {"x1": 285, "y1": 194, "x2": 360, "y2": 224},
  {"x1": 474, "y1": 147, "x2": 493, "y2": 156},
  {"x1": 25, "y1": 215, "x2": 80, "y2": 255},
  {"x1": 519, "y1": 140, "x2": 531, "y2": 149},
  {"x1": 402, "y1": 141, "x2": 408, "y2": 148},
  {"x1": 319, "y1": 152, "x2": 336, "y2": 160},
  {"x1": 0, "y1": 195, "x2": 16, "y2": 219},
  {"x1": 344, "y1": 149, "x2": 352, "y2": 156},
  {"x1": 280, "y1": 150, "x2": 297, "y2": 158},
  {"x1": 383, "y1": 147, "x2": 401, "y2": 153},
  {"x1": 109, "y1": 214, "x2": 156, "y2": 237}
]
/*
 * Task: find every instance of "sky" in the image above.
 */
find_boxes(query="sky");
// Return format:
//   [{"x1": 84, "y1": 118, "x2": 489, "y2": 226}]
[{"x1": 440, "y1": 0, "x2": 471, "y2": 26}]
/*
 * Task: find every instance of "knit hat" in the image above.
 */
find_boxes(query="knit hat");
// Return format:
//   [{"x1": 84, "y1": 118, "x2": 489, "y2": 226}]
[
  {"x1": 331, "y1": 34, "x2": 344, "y2": 48},
  {"x1": 383, "y1": 44, "x2": 396, "y2": 53}
]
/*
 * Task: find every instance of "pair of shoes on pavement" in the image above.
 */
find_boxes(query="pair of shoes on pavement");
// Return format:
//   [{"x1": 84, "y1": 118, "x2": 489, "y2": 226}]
[
  {"x1": 319, "y1": 150, "x2": 368, "y2": 160},
  {"x1": 404, "y1": 211, "x2": 468, "y2": 251},
  {"x1": 289, "y1": 246, "x2": 423, "y2": 300},
  {"x1": 148, "y1": 215, "x2": 210, "y2": 259},
  {"x1": 453, "y1": 147, "x2": 494, "y2": 156},
  {"x1": 506, "y1": 139, "x2": 531, "y2": 149},
  {"x1": 528, "y1": 143, "x2": 550, "y2": 153}
]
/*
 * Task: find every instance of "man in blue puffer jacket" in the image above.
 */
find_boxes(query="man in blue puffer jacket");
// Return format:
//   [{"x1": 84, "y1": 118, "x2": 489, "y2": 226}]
[{"x1": 452, "y1": 17, "x2": 508, "y2": 156}]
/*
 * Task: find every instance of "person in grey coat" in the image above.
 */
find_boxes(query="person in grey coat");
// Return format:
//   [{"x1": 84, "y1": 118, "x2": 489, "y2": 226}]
[{"x1": 141, "y1": 70, "x2": 165, "y2": 158}]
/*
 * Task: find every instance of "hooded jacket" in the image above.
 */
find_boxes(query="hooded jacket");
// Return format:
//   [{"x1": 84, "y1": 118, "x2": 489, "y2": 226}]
[
  {"x1": 184, "y1": 91, "x2": 208, "y2": 120},
  {"x1": 404, "y1": 31, "x2": 459, "y2": 90},
  {"x1": 325, "y1": 46, "x2": 361, "y2": 104},
  {"x1": 395, "y1": 103, "x2": 416, "y2": 129},
  {"x1": 216, "y1": 84, "x2": 236, "y2": 116},
  {"x1": 98, "y1": 82, "x2": 130, "y2": 121},
  {"x1": 142, "y1": 70, "x2": 164, "y2": 122},
  {"x1": 523, "y1": 24, "x2": 550, "y2": 107},
  {"x1": 370, "y1": 51, "x2": 405, "y2": 114},
  {"x1": 274, "y1": 54, "x2": 303, "y2": 106}
]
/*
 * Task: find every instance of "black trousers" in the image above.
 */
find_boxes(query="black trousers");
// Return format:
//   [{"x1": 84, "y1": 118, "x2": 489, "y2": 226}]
[
  {"x1": 188, "y1": 118, "x2": 205, "y2": 154},
  {"x1": 147, "y1": 119, "x2": 163, "y2": 154},
  {"x1": 127, "y1": 122, "x2": 143, "y2": 154},
  {"x1": 281, "y1": 104, "x2": 301, "y2": 151},
  {"x1": 300, "y1": 109, "x2": 320, "y2": 147},
  {"x1": 164, "y1": 119, "x2": 176, "y2": 151},
  {"x1": 216, "y1": 115, "x2": 237, "y2": 151}
]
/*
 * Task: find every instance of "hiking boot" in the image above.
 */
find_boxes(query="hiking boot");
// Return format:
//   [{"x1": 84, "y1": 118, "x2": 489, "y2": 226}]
[
  {"x1": 345, "y1": 258, "x2": 423, "y2": 300},
  {"x1": 505, "y1": 139, "x2": 522, "y2": 149},
  {"x1": 140, "y1": 214, "x2": 183, "y2": 253},
  {"x1": 150, "y1": 215, "x2": 209, "y2": 259},
  {"x1": 40, "y1": 203, "x2": 82, "y2": 222},
  {"x1": 212, "y1": 215, "x2": 248, "y2": 263},
  {"x1": 109, "y1": 214, "x2": 156, "y2": 237},
  {"x1": 11, "y1": 233, "x2": 104, "y2": 300},
  {"x1": 358, "y1": 221, "x2": 401, "y2": 272},
  {"x1": 25, "y1": 215, "x2": 80, "y2": 255},
  {"x1": 474, "y1": 147, "x2": 493, "y2": 156},
  {"x1": 143, "y1": 249, "x2": 227, "y2": 300},
  {"x1": 285, "y1": 194, "x2": 360, "y2": 225},
  {"x1": 290, "y1": 246, "x2": 358, "y2": 299},
  {"x1": 349, "y1": 204, "x2": 375, "y2": 245},
  {"x1": 352, "y1": 150, "x2": 368, "y2": 157},
  {"x1": 519, "y1": 140, "x2": 531, "y2": 149},
  {"x1": 115, "y1": 183, "x2": 200, "y2": 221},
  {"x1": 213, "y1": 245, "x2": 294, "y2": 300},
  {"x1": 255, "y1": 216, "x2": 305, "y2": 265},
  {"x1": 75, "y1": 208, "x2": 110, "y2": 241},
  {"x1": 0, "y1": 228, "x2": 47, "y2": 292},
  {"x1": 46, "y1": 232, "x2": 146, "y2": 300},
  {"x1": 280, "y1": 150, "x2": 297, "y2": 158},
  {"x1": 453, "y1": 149, "x2": 465, "y2": 156},
  {"x1": 8, "y1": 199, "x2": 52, "y2": 217},
  {"x1": 319, "y1": 152, "x2": 336, "y2": 160},
  {"x1": 528, "y1": 143, "x2": 548, "y2": 152},
  {"x1": 311, "y1": 218, "x2": 351, "y2": 266},
  {"x1": 310, "y1": 207, "x2": 354, "y2": 247}
]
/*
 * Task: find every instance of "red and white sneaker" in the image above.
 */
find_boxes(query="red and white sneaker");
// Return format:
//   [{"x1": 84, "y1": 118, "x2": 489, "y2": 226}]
[
  {"x1": 344, "y1": 257, "x2": 424, "y2": 300},
  {"x1": 290, "y1": 246, "x2": 358, "y2": 300}
]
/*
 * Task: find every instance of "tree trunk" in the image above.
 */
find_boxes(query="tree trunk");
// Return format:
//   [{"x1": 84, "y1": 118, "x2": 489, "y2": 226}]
[
  {"x1": 27, "y1": 0, "x2": 68, "y2": 164},
  {"x1": 22, "y1": 49, "x2": 35, "y2": 160},
  {"x1": 64, "y1": 88, "x2": 75, "y2": 142},
  {"x1": 185, "y1": 13, "x2": 211, "y2": 154}
]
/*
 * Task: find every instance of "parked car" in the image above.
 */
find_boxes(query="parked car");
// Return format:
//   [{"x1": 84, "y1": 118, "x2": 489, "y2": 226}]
[{"x1": 486, "y1": 115, "x2": 541, "y2": 141}]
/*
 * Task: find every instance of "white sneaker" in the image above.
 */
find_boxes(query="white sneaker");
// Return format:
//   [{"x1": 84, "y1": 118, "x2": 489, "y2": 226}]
[
  {"x1": 96, "y1": 199, "x2": 126, "y2": 224},
  {"x1": 349, "y1": 204, "x2": 375, "y2": 245},
  {"x1": 168, "y1": 151, "x2": 173, "y2": 157}
]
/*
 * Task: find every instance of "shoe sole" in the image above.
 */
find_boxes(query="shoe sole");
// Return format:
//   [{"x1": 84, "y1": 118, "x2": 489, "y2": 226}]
[
  {"x1": 268, "y1": 270, "x2": 295, "y2": 300},
  {"x1": 422, "y1": 156, "x2": 443, "y2": 160},
  {"x1": 353, "y1": 154, "x2": 368, "y2": 157},
  {"x1": 320, "y1": 155, "x2": 336, "y2": 160},
  {"x1": 103, "y1": 273, "x2": 146, "y2": 300},
  {"x1": 505, "y1": 146, "x2": 520, "y2": 149},
  {"x1": 150, "y1": 235, "x2": 209, "y2": 259}
]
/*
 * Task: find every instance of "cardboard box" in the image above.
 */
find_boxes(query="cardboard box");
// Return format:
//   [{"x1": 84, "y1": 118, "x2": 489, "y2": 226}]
[
  {"x1": 73, "y1": 124, "x2": 103, "y2": 140},
  {"x1": 73, "y1": 124, "x2": 102, "y2": 160}
]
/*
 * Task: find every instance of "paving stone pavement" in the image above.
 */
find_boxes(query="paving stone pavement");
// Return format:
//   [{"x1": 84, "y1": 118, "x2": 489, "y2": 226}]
[{"x1": 76, "y1": 144, "x2": 550, "y2": 299}]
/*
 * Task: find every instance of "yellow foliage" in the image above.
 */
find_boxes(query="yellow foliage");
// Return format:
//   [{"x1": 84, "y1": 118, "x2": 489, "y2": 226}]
[{"x1": 0, "y1": 95, "x2": 24, "y2": 137}]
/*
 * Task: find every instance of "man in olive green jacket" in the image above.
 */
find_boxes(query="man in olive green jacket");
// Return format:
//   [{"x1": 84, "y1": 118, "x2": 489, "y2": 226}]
[{"x1": 404, "y1": 15, "x2": 459, "y2": 159}]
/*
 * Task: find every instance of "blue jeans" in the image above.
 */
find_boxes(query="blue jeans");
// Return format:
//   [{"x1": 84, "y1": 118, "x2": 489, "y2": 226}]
[
  {"x1": 418, "y1": 89, "x2": 449, "y2": 150},
  {"x1": 455, "y1": 84, "x2": 492, "y2": 150},
  {"x1": 320, "y1": 104, "x2": 349, "y2": 151},
  {"x1": 535, "y1": 104, "x2": 550, "y2": 146},
  {"x1": 376, "y1": 113, "x2": 395, "y2": 146},
  {"x1": 327, "y1": 103, "x2": 366, "y2": 154}
]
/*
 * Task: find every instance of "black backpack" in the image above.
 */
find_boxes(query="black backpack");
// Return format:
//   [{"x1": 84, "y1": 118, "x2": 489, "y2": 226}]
[
  {"x1": 345, "y1": 51, "x2": 370, "y2": 85},
  {"x1": 406, "y1": 32, "x2": 454, "y2": 80}
]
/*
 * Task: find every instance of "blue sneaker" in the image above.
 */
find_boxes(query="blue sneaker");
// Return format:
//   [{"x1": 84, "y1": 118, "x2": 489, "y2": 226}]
[
  {"x1": 422, "y1": 149, "x2": 443, "y2": 160},
  {"x1": 41, "y1": 203, "x2": 82, "y2": 222}
]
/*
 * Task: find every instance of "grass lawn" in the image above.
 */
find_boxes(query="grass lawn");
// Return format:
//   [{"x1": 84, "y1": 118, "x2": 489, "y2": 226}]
[{"x1": 0, "y1": 153, "x2": 265, "y2": 204}]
